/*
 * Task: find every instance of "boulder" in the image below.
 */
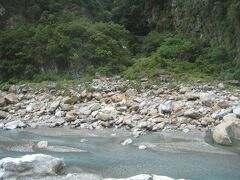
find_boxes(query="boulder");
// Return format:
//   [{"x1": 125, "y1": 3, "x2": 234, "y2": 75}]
[
  {"x1": 200, "y1": 117, "x2": 214, "y2": 126},
  {"x1": 178, "y1": 86, "x2": 189, "y2": 94},
  {"x1": 200, "y1": 95, "x2": 213, "y2": 107},
  {"x1": 111, "y1": 94, "x2": 126, "y2": 102},
  {"x1": 103, "y1": 174, "x2": 152, "y2": 180},
  {"x1": 0, "y1": 96, "x2": 6, "y2": 107},
  {"x1": 0, "y1": 110, "x2": 9, "y2": 119},
  {"x1": 97, "y1": 112, "x2": 113, "y2": 121},
  {"x1": 5, "y1": 93, "x2": 18, "y2": 104},
  {"x1": 185, "y1": 92, "x2": 200, "y2": 101},
  {"x1": 126, "y1": 89, "x2": 138, "y2": 97},
  {"x1": 90, "y1": 103, "x2": 101, "y2": 112},
  {"x1": 103, "y1": 174, "x2": 177, "y2": 180},
  {"x1": 62, "y1": 96, "x2": 79, "y2": 105},
  {"x1": 184, "y1": 110, "x2": 203, "y2": 119},
  {"x1": 49, "y1": 100, "x2": 61, "y2": 113},
  {"x1": 233, "y1": 106, "x2": 240, "y2": 118},
  {"x1": 158, "y1": 101, "x2": 173, "y2": 114},
  {"x1": 8, "y1": 85, "x2": 21, "y2": 93},
  {"x1": 212, "y1": 115, "x2": 240, "y2": 145},
  {"x1": 0, "y1": 154, "x2": 64, "y2": 179},
  {"x1": 138, "y1": 145, "x2": 147, "y2": 150},
  {"x1": 217, "y1": 101, "x2": 230, "y2": 109},
  {"x1": 0, "y1": 123, "x2": 4, "y2": 129},
  {"x1": 60, "y1": 103, "x2": 73, "y2": 111},
  {"x1": 217, "y1": 83, "x2": 225, "y2": 90},
  {"x1": 36, "y1": 141, "x2": 48, "y2": 149},
  {"x1": 121, "y1": 138, "x2": 133, "y2": 146},
  {"x1": 4, "y1": 121, "x2": 20, "y2": 130}
]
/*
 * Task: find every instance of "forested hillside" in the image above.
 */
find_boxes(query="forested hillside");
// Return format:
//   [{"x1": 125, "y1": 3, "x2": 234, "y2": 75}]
[{"x1": 0, "y1": 0, "x2": 239, "y2": 83}]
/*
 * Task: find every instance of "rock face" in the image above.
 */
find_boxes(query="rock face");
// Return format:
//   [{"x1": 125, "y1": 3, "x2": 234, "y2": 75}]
[
  {"x1": 0, "y1": 154, "x2": 64, "y2": 179},
  {"x1": 212, "y1": 115, "x2": 240, "y2": 145}
]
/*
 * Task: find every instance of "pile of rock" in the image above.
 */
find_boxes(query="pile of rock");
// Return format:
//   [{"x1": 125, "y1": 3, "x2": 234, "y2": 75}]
[{"x1": 0, "y1": 78, "x2": 239, "y2": 139}]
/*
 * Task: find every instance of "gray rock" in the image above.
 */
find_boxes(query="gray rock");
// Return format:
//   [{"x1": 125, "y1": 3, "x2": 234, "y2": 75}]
[
  {"x1": 200, "y1": 117, "x2": 214, "y2": 126},
  {"x1": 126, "y1": 89, "x2": 138, "y2": 97},
  {"x1": 60, "y1": 103, "x2": 73, "y2": 111},
  {"x1": 213, "y1": 115, "x2": 240, "y2": 145},
  {"x1": 184, "y1": 110, "x2": 203, "y2": 119},
  {"x1": 183, "y1": 128, "x2": 190, "y2": 133},
  {"x1": 217, "y1": 83, "x2": 225, "y2": 89},
  {"x1": 179, "y1": 86, "x2": 189, "y2": 94},
  {"x1": 36, "y1": 141, "x2": 48, "y2": 149},
  {"x1": 138, "y1": 145, "x2": 147, "y2": 150},
  {"x1": 200, "y1": 95, "x2": 213, "y2": 107},
  {"x1": 121, "y1": 138, "x2": 133, "y2": 146},
  {"x1": 55, "y1": 111, "x2": 66, "y2": 118},
  {"x1": 90, "y1": 103, "x2": 101, "y2": 111},
  {"x1": 0, "y1": 123, "x2": 4, "y2": 129},
  {"x1": 8, "y1": 85, "x2": 21, "y2": 93},
  {"x1": 103, "y1": 174, "x2": 152, "y2": 180},
  {"x1": 185, "y1": 92, "x2": 200, "y2": 101},
  {"x1": 4, "y1": 121, "x2": 19, "y2": 130},
  {"x1": 0, "y1": 110, "x2": 9, "y2": 119},
  {"x1": 97, "y1": 112, "x2": 113, "y2": 121},
  {"x1": 0, "y1": 96, "x2": 6, "y2": 107},
  {"x1": 49, "y1": 100, "x2": 61, "y2": 113},
  {"x1": 5, "y1": 93, "x2": 18, "y2": 104},
  {"x1": 0, "y1": 154, "x2": 64, "y2": 179},
  {"x1": 26, "y1": 104, "x2": 34, "y2": 112},
  {"x1": 217, "y1": 101, "x2": 230, "y2": 109},
  {"x1": 158, "y1": 101, "x2": 173, "y2": 114},
  {"x1": 233, "y1": 106, "x2": 240, "y2": 118},
  {"x1": 103, "y1": 174, "x2": 177, "y2": 180},
  {"x1": 62, "y1": 96, "x2": 79, "y2": 105},
  {"x1": 152, "y1": 122, "x2": 166, "y2": 131}
]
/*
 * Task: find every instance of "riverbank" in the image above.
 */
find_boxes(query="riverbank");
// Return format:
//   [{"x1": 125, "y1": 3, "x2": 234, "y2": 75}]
[{"x1": 0, "y1": 77, "x2": 239, "y2": 134}]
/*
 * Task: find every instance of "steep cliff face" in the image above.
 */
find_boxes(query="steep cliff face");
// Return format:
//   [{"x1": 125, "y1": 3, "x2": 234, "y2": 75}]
[
  {"x1": 171, "y1": 0, "x2": 240, "y2": 66},
  {"x1": 112, "y1": 0, "x2": 240, "y2": 66}
]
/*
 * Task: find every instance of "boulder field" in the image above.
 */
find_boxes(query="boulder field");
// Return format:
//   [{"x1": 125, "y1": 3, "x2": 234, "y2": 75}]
[{"x1": 0, "y1": 77, "x2": 239, "y2": 145}]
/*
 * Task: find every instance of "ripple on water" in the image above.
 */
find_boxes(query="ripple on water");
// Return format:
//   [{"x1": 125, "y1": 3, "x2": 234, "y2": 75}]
[{"x1": 0, "y1": 129, "x2": 240, "y2": 180}]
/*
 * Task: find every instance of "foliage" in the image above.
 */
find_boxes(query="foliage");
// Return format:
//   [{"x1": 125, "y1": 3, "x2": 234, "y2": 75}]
[
  {"x1": 0, "y1": 16, "x2": 132, "y2": 81},
  {"x1": 124, "y1": 32, "x2": 235, "y2": 81},
  {"x1": 0, "y1": 0, "x2": 240, "y2": 84}
]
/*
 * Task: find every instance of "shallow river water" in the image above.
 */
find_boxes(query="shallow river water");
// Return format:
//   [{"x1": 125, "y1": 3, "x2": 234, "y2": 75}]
[{"x1": 0, "y1": 128, "x2": 240, "y2": 180}]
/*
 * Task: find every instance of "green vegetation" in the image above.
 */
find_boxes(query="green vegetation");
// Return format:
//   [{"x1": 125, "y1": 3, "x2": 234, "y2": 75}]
[
  {"x1": 0, "y1": 0, "x2": 239, "y2": 85},
  {"x1": 124, "y1": 32, "x2": 238, "y2": 81}
]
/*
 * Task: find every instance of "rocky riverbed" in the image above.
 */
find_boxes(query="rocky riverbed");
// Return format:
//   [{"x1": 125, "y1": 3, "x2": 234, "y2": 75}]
[{"x1": 0, "y1": 77, "x2": 239, "y2": 138}]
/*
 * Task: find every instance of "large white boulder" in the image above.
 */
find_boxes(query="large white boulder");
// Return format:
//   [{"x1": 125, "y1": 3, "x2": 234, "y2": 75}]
[
  {"x1": 212, "y1": 114, "x2": 240, "y2": 145},
  {"x1": 0, "y1": 154, "x2": 64, "y2": 179},
  {"x1": 103, "y1": 174, "x2": 152, "y2": 180},
  {"x1": 103, "y1": 174, "x2": 182, "y2": 180}
]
